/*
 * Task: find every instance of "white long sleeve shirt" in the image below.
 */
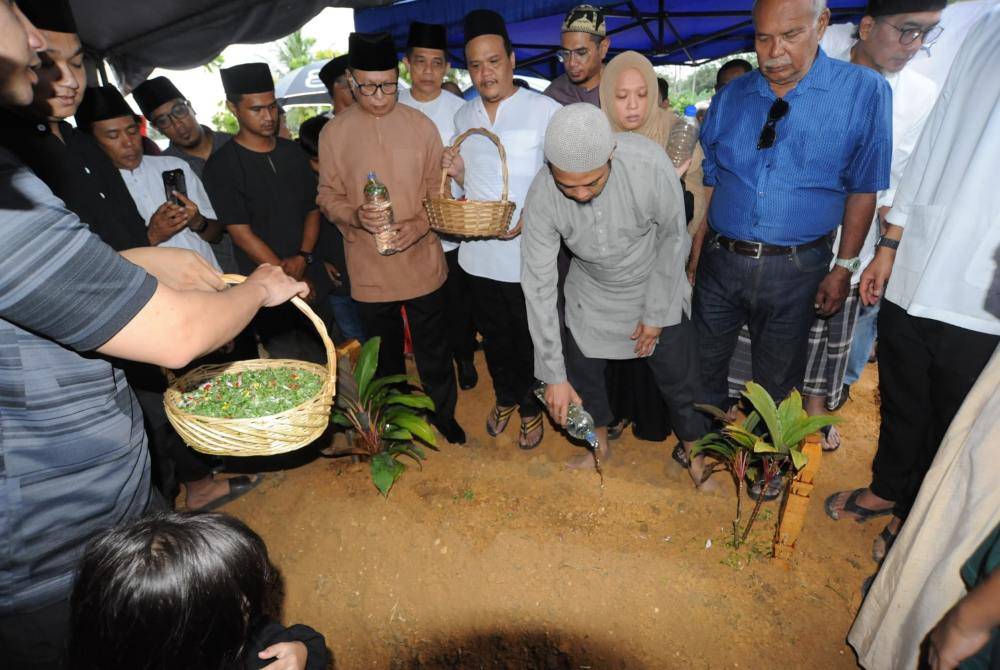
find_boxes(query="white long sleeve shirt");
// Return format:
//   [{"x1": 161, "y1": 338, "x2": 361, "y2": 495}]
[
  {"x1": 453, "y1": 87, "x2": 562, "y2": 283},
  {"x1": 119, "y1": 154, "x2": 222, "y2": 271},
  {"x1": 398, "y1": 88, "x2": 466, "y2": 253},
  {"x1": 823, "y1": 41, "x2": 938, "y2": 284},
  {"x1": 884, "y1": 4, "x2": 1000, "y2": 336}
]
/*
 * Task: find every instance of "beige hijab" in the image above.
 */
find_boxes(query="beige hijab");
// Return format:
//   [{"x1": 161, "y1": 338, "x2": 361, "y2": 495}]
[{"x1": 599, "y1": 50, "x2": 675, "y2": 149}]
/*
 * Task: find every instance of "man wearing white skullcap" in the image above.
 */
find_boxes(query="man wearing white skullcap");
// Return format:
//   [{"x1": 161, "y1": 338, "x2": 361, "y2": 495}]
[{"x1": 522, "y1": 103, "x2": 709, "y2": 478}]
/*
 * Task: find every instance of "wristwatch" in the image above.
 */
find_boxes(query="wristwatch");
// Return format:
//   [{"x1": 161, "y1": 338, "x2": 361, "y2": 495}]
[
  {"x1": 297, "y1": 250, "x2": 314, "y2": 265},
  {"x1": 876, "y1": 236, "x2": 900, "y2": 251},
  {"x1": 834, "y1": 256, "x2": 862, "y2": 273}
]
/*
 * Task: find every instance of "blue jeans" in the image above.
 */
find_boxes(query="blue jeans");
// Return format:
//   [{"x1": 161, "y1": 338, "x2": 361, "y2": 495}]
[
  {"x1": 328, "y1": 294, "x2": 365, "y2": 342},
  {"x1": 692, "y1": 234, "x2": 833, "y2": 409},
  {"x1": 843, "y1": 301, "x2": 879, "y2": 385}
]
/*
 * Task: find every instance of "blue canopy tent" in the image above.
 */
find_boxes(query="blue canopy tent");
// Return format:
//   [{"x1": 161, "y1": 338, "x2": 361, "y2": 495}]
[{"x1": 355, "y1": 0, "x2": 865, "y2": 79}]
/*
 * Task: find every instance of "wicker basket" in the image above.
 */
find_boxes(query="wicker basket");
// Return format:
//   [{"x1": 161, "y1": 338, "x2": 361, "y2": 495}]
[
  {"x1": 424, "y1": 127, "x2": 517, "y2": 238},
  {"x1": 163, "y1": 274, "x2": 336, "y2": 457}
]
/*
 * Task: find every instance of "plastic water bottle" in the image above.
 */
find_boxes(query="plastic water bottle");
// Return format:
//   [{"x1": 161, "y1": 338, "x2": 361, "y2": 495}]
[
  {"x1": 532, "y1": 382, "x2": 598, "y2": 447},
  {"x1": 363, "y1": 171, "x2": 396, "y2": 256},
  {"x1": 533, "y1": 382, "x2": 604, "y2": 486},
  {"x1": 666, "y1": 105, "x2": 699, "y2": 168}
]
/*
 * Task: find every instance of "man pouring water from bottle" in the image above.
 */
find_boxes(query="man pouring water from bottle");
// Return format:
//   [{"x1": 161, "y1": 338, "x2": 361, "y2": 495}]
[{"x1": 522, "y1": 104, "x2": 711, "y2": 486}]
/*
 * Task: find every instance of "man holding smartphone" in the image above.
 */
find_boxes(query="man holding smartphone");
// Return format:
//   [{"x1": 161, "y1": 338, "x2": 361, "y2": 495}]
[{"x1": 76, "y1": 84, "x2": 223, "y2": 270}]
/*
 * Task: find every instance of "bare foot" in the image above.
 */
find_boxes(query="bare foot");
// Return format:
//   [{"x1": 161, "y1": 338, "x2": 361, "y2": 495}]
[
  {"x1": 688, "y1": 455, "x2": 721, "y2": 492},
  {"x1": 826, "y1": 487, "x2": 894, "y2": 521},
  {"x1": 567, "y1": 446, "x2": 609, "y2": 470},
  {"x1": 184, "y1": 476, "x2": 233, "y2": 510}
]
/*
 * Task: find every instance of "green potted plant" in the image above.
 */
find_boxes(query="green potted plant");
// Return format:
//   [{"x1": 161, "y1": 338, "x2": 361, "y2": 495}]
[
  {"x1": 693, "y1": 382, "x2": 839, "y2": 548},
  {"x1": 332, "y1": 337, "x2": 438, "y2": 497}
]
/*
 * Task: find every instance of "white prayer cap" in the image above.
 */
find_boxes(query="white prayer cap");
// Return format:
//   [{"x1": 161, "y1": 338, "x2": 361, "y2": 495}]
[{"x1": 544, "y1": 103, "x2": 614, "y2": 173}]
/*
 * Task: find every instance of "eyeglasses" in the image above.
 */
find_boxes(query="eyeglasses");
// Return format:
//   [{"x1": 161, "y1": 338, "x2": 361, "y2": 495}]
[
  {"x1": 556, "y1": 47, "x2": 592, "y2": 63},
  {"x1": 151, "y1": 100, "x2": 192, "y2": 130},
  {"x1": 879, "y1": 20, "x2": 944, "y2": 47},
  {"x1": 351, "y1": 78, "x2": 399, "y2": 96},
  {"x1": 757, "y1": 98, "x2": 789, "y2": 150}
]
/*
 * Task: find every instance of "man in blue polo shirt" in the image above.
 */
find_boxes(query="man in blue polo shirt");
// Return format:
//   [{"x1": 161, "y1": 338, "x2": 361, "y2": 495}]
[{"x1": 694, "y1": 0, "x2": 891, "y2": 442}]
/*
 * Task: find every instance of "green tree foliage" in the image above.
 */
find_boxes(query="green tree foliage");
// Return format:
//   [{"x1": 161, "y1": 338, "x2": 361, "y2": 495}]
[
  {"x1": 275, "y1": 30, "x2": 317, "y2": 74},
  {"x1": 211, "y1": 101, "x2": 239, "y2": 135}
]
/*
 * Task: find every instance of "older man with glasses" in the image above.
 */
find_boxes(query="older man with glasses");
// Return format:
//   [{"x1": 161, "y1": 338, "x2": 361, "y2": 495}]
[
  {"x1": 317, "y1": 32, "x2": 466, "y2": 445},
  {"x1": 692, "y1": 0, "x2": 892, "y2": 500},
  {"x1": 543, "y1": 5, "x2": 610, "y2": 107},
  {"x1": 133, "y1": 76, "x2": 238, "y2": 273}
]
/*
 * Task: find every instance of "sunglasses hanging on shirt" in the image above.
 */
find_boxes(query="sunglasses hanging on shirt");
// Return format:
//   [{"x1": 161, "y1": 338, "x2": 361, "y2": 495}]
[{"x1": 757, "y1": 98, "x2": 789, "y2": 150}]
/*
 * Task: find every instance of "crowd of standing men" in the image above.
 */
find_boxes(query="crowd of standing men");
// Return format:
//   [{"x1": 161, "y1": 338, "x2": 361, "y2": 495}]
[{"x1": 1, "y1": 0, "x2": 998, "y2": 667}]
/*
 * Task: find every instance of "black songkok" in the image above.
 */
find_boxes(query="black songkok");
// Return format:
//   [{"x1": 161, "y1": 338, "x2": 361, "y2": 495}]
[
  {"x1": 407, "y1": 21, "x2": 447, "y2": 51},
  {"x1": 319, "y1": 55, "x2": 350, "y2": 91},
  {"x1": 220, "y1": 63, "x2": 274, "y2": 98},
  {"x1": 75, "y1": 85, "x2": 136, "y2": 130},
  {"x1": 864, "y1": 0, "x2": 947, "y2": 16},
  {"x1": 463, "y1": 10, "x2": 509, "y2": 45},
  {"x1": 132, "y1": 76, "x2": 185, "y2": 119},
  {"x1": 18, "y1": 0, "x2": 77, "y2": 33},
  {"x1": 348, "y1": 32, "x2": 398, "y2": 71}
]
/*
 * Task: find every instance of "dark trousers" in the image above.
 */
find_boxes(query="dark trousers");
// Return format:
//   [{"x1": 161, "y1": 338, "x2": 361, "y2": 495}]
[
  {"x1": 692, "y1": 233, "x2": 833, "y2": 408},
  {"x1": 566, "y1": 318, "x2": 707, "y2": 442},
  {"x1": 0, "y1": 598, "x2": 70, "y2": 670},
  {"x1": 467, "y1": 274, "x2": 540, "y2": 418},
  {"x1": 444, "y1": 249, "x2": 477, "y2": 363},
  {"x1": 357, "y1": 285, "x2": 457, "y2": 424},
  {"x1": 871, "y1": 300, "x2": 999, "y2": 517}
]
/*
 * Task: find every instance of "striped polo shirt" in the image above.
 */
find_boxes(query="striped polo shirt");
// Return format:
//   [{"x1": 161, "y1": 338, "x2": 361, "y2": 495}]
[
  {"x1": 0, "y1": 148, "x2": 156, "y2": 614},
  {"x1": 700, "y1": 47, "x2": 892, "y2": 246}
]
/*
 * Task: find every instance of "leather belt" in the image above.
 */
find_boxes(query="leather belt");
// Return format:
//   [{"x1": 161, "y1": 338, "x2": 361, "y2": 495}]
[{"x1": 712, "y1": 231, "x2": 830, "y2": 259}]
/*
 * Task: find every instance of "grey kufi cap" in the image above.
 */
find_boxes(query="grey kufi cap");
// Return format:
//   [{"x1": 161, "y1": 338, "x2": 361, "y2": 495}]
[{"x1": 544, "y1": 103, "x2": 614, "y2": 172}]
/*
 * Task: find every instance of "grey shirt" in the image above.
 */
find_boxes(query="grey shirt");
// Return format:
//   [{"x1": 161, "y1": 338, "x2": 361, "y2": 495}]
[
  {"x1": 0, "y1": 148, "x2": 156, "y2": 613},
  {"x1": 521, "y1": 133, "x2": 691, "y2": 384},
  {"x1": 162, "y1": 125, "x2": 233, "y2": 178},
  {"x1": 543, "y1": 73, "x2": 602, "y2": 107}
]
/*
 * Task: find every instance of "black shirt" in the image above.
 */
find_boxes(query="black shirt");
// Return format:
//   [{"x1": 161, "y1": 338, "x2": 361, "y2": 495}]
[
  {"x1": 203, "y1": 137, "x2": 320, "y2": 273},
  {"x1": 0, "y1": 109, "x2": 149, "y2": 251}
]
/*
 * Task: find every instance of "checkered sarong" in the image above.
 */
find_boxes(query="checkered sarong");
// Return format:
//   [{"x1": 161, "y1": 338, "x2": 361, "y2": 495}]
[
  {"x1": 727, "y1": 285, "x2": 862, "y2": 410},
  {"x1": 802, "y1": 285, "x2": 862, "y2": 409}
]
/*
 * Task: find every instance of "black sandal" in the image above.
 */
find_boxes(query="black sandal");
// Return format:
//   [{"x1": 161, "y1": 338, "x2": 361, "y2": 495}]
[
  {"x1": 872, "y1": 523, "x2": 899, "y2": 564},
  {"x1": 518, "y1": 414, "x2": 544, "y2": 450},
  {"x1": 824, "y1": 488, "x2": 894, "y2": 523},
  {"x1": 671, "y1": 443, "x2": 691, "y2": 469}
]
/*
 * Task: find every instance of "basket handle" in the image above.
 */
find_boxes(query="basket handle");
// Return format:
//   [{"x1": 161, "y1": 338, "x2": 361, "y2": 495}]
[
  {"x1": 164, "y1": 274, "x2": 337, "y2": 390},
  {"x1": 439, "y1": 127, "x2": 510, "y2": 203}
]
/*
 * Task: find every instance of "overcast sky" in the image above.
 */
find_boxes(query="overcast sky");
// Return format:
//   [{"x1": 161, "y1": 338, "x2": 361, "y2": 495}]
[{"x1": 128, "y1": 7, "x2": 354, "y2": 122}]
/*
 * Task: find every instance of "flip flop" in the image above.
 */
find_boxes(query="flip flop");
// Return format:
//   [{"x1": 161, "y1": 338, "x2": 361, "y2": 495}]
[
  {"x1": 486, "y1": 404, "x2": 517, "y2": 437},
  {"x1": 607, "y1": 418, "x2": 631, "y2": 441},
  {"x1": 821, "y1": 425, "x2": 842, "y2": 452},
  {"x1": 193, "y1": 475, "x2": 264, "y2": 512},
  {"x1": 518, "y1": 414, "x2": 544, "y2": 450},
  {"x1": 671, "y1": 443, "x2": 691, "y2": 469},
  {"x1": 824, "y1": 488, "x2": 894, "y2": 523},
  {"x1": 872, "y1": 523, "x2": 899, "y2": 564}
]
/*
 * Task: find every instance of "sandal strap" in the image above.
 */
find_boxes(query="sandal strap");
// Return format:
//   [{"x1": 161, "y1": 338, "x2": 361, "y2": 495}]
[
  {"x1": 492, "y1": 404, "x2": 517, "y2": 422},
  {"x1": 520, "y1": 414, "x2": 544, "y2": 431}
]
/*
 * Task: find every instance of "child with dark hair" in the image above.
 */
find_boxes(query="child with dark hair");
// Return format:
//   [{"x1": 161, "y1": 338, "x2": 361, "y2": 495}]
[{"x1": 69, "y1": 512, "x2": 330, "y2": 670}]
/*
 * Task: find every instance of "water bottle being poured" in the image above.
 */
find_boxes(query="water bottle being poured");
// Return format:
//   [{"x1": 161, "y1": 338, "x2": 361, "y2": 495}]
[{"x1": 533, "y1": 381, "x2": 604, "y2": 487}]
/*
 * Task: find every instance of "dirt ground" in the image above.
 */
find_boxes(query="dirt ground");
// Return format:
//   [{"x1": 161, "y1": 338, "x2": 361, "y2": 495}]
[{"x1": 222, "y1": 354, "x2": 885, "y2": 669}]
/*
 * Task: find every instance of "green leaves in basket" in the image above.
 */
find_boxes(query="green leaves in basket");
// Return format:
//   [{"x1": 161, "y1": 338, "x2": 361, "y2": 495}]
[{"x1": 177, "y1": 368, "x2": 323, "y2": 418}]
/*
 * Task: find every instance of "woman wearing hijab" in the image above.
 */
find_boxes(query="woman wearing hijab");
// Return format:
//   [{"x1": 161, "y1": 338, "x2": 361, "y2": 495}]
[{"x1": 598, "y1": 51, "x2": 709, "y2": 480}]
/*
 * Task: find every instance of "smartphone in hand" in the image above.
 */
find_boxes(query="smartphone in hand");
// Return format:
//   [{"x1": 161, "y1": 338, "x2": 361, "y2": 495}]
[{"x1": 161, "y1": 169, "x2": 187, "y2": 206}]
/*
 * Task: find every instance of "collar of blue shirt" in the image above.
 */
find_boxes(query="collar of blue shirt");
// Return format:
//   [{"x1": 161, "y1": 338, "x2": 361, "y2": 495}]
[{"x1": 746, "y1": 46, "x2": 835, "y2": 100}]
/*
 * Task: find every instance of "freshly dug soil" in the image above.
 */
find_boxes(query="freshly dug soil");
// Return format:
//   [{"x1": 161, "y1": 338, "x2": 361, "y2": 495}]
[{"x1": 220, "y1": 354, "x2": 884, "y2": 669}]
